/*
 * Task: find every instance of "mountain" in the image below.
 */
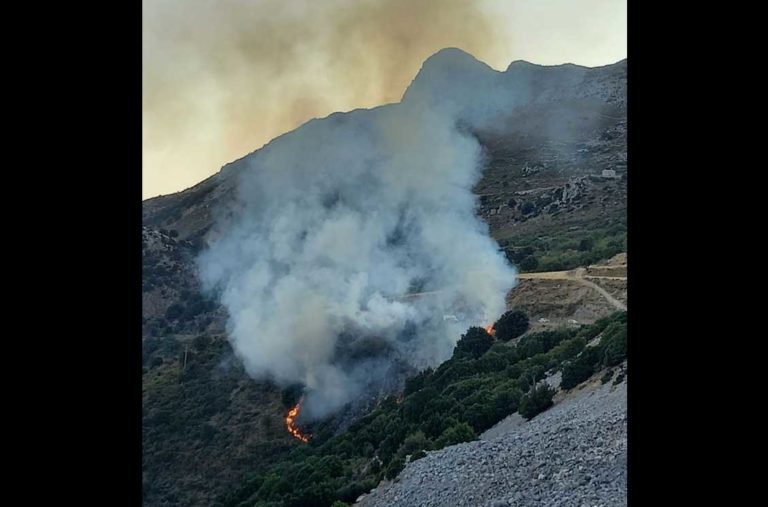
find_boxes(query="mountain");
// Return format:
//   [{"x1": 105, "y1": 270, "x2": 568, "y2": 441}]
[
  {"x1": 142, "y1": 49, "x2": 626, "y2": 506},
  {"x1": 142, "y1": 49, "x2": 625, "y2": 245}
]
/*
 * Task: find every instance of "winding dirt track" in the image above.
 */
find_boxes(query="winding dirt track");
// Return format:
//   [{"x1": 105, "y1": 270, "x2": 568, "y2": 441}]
[
  {"x1": 398, "y1": 265, "x2": 627, "y2": 311},
  {"x1": 517, "y1": 266, "x2": 627, "y2": 311}
]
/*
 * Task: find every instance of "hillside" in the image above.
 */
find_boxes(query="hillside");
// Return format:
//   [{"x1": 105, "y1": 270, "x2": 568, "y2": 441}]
[
  {"x1": 142, "y1": 51, "x2": 626, "y2": 507},
  {"x1": 219, "y1": 311, "x2": 627, "y2": 506},
  {"x1": 358, "y1": 377, "x2": 626, "y2": 506}
]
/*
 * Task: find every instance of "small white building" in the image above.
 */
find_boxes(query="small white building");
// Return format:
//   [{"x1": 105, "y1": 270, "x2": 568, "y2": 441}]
[{"x1": 602, "y1": 169, "x2": 617, "y2": 178}]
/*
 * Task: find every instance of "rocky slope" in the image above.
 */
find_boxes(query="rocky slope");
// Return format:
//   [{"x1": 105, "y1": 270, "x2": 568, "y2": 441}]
[{"x1": 357, "y1": 375, "x2": 627, "y2": 507}]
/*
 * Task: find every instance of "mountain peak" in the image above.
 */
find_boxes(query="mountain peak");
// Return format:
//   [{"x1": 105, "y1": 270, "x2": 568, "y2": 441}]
[
  {"x1": 420, "y1": 47, "x2": 486, "y2": 68},
  {"x1": 401, "y1": 47, "x2": 497, "y2": 106},
  {"x1": 413, "y1": 47, "x2": 495, "y2": 83}
]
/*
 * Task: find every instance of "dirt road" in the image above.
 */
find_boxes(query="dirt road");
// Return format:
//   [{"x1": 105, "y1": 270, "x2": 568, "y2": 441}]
[
  {"x1": 397, "y1": 262, "x2": 627, "y2": 312},
  {"x1": 517, "y1": 266, "x2": 627, "y2": 311}
]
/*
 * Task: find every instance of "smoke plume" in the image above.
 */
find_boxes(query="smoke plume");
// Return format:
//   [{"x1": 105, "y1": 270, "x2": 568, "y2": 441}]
[
  {"x1": 142, "y1": 0, "x2": 508, "y2": 198},
  {"x1": 198, "y1": 48, "x2": 522, "y2": 419}
]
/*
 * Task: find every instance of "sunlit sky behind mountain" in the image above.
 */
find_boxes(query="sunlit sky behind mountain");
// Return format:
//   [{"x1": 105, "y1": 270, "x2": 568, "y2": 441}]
[{"x1": 143, "y1": 0, "x2": 626, "y2": 199}]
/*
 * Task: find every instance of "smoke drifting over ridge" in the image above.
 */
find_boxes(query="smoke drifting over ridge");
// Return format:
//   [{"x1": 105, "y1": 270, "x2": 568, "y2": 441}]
[
  {"x1": 198, "y1": 49, "x2": 524, "y2": 419},
  {"x1": 142, "y1": 0, "x2": 506, "y2": 199}
]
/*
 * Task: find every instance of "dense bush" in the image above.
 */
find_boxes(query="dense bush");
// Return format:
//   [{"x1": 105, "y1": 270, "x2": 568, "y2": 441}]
[
  {"x1": 518, "y1": 255, "x2": 538, "y2": 271},
  {"x1": 453, "y1": 327, "x2": 494, "y2": 359},
  {"x1": 435, "y1": 422, "x2": 476, "y2": 448},
  {"x1": 561, "y1": 315, "x2": 627, "y2": 390},
  {"x1": 600, "y1": 323, "x2": 627, "y2": 366},
  {"x1": 519, "y1": 383, "x2": 556, "y2": 420},
  {"x1": 517, "y1": 329, "x2": 572, "y2": 359},
  {"x1": 521, "y1": 201, "x2": 536, "y2": 215},
  {"x1": 403, "y1": 367, "x2": 433, "y2": 395},
  {"x1": 506, "y1": 219, "x2": 626, "y2": 273},
  {"x1": 561, "y1": 345, "x2": 601, "y2": 389},
  {"x1": 493, "y1": 310, "x2": 530, "y2": 342},
  {"x1": 384, "y1": 457, "x2": 405, "y2": 479}
]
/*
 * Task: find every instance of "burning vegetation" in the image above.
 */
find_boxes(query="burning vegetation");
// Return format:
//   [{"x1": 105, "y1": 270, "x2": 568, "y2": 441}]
[
  {"x1": 225, "y1": 311, "x2": 626, "y2": 506},
  {"x1": 285, "y1": 398, "x2": 310, "y2": 443}
]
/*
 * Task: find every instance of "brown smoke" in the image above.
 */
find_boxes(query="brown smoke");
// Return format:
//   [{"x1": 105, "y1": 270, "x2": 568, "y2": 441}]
[{"x1": 142, "y1": 0, "x2": 511, "y2": 198}]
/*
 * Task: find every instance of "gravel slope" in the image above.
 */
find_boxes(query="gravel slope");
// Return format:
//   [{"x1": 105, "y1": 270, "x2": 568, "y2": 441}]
[{"x1": 357, "y1": 378, "x2": 627, "y2": 507}]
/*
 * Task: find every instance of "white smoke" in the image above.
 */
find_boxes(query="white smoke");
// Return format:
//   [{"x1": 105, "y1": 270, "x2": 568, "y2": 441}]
[{"x1": 198, "y1": 48, "x2": 522, "y2": 419}]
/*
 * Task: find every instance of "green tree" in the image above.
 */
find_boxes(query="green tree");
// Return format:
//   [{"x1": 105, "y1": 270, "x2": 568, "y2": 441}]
[
  {"x1": 494, "y1": 310, "x2": 530, "y2": 342},
  {"x1": 453, "y1": 327, "x2": 494, "y2": 359},
  {"x1": 519, "y1": 255, "x2": 538, "y2": 271},
  {"x1": 561, "y1": 346, "x2": 601, "y2": 389},
  {"x1": 384, "y1": 457, "x2": 405, "y2": 479},
  {"x1": 600, "y1": 324, "x2": 627, "y2": 367},
  {"x1": 578, "y1": 238, "x2": 594, "y2": 251},
  {"x1": 519, "y1": 383, "x2": 555, "y2": 420},
  {"x1": 435, "y1": 422, "x2": 476, "y2": 448}
]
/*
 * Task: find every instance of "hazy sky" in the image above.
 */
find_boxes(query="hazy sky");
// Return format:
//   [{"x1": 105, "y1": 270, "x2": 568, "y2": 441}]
[{"x1": 143, "y1": 0, "x2": 626, "y2": 199}]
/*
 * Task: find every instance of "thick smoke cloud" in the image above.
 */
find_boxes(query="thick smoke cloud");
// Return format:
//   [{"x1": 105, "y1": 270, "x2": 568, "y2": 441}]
[
  {"x1": 199, "y1": 49, "x2": 521, "y2": 419},
  {"x1": 142, "y1": 0, "x2": 506, "y2": 198}
]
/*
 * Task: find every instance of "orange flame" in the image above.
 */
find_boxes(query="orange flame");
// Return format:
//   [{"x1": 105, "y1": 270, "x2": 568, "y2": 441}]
[
  {"x1": 285, "y1": 398, "x2": 310, "y2": 443},
  {"x1": 485, "y1": 324, "x2": 495, "y2": 336}
]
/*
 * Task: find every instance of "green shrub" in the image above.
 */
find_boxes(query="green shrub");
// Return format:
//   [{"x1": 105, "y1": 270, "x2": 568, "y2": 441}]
[
  {"x1": 519, "y1": 255, "x2": 538, "y2": 271},
  {"x1": 410, "y1": 449, "x2": 427, "y2": 461},
  {"x1": 517, "y1": 328, "x2": 574, "y2": 359},
  {"x1": 561, "y1": 346, "x2": 601, "y2": 389},
  {"x1": 435, "y1": 422, "x2": 476, "y2": 448},
  {"x1": 398, "y1": 431, "x2": 432, "y2": 456},
  {"x1": 384, "y1": 457, "x2": 405, "y2": 480},
  {"x1": 600, "y1": 323, "x2": 627, "y2": 367},
  {"x1": 547, "y1": 337, "x2": 586, "y2": 363},
  {"x1": 403, "y1": 367, "x2": 433, "y2": 395},
  {"x1": 453, "y1": 327, "x2": 494, "y2": 359},
  {"x1": 519, "y1": 383, "x2": 555, "y2": 420},
  {"x1": 493, "y1": 310, "x2": 530, "y2": 342}
]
